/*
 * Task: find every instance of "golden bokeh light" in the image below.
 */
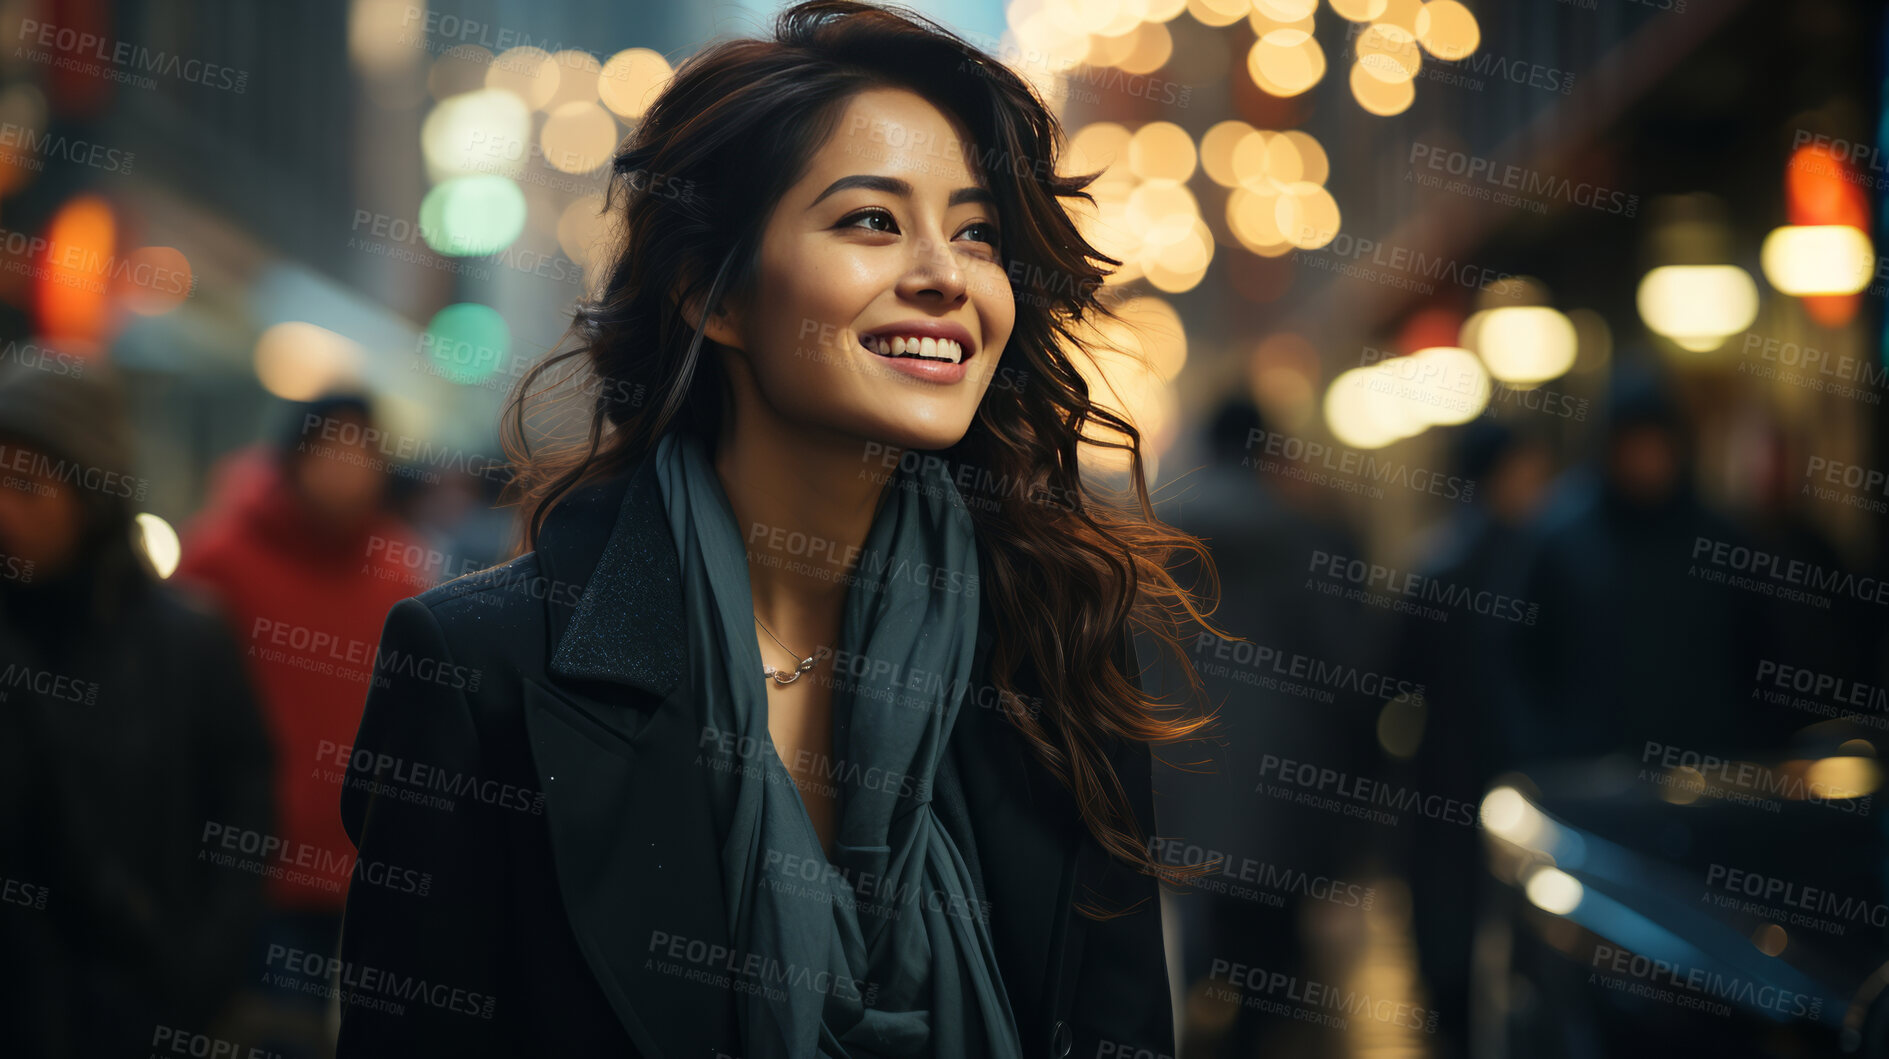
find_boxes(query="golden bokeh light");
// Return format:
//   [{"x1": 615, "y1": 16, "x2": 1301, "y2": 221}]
[
  {"x1": 539, "y1": 100, "x2": 617, "y2": 174},
  {"x1": 1126, "y1": 179, "x2": 1200, "y2": 246},
  {"x1": 1415, "y1": 0, "x2": 1480, "y2": 61},
  {"x1": 1471, "y1": 306, "x2": 1578, "y2": 384},
  {"x1": 1325, "y1": 365, "x2": 1421, "y2": 449},
  {"x1": 542, "y1": 49, "x2": 601, "y2": 110},
  {"x1": 1187, "y1": 0, "x2": 1252, "y2": 27},
  {"x1": 1401, "y1": 346, "x2": 1490, "y2": 424},
  {"x1": 1328, "y1": 0, "x2": 1390, "y2": 20},
  {"x1": 1804, "y1": 756, "x2": 1881, "y2": 798},
  {"x1": 1281, "y1": 130, "x2": 1329, "y2": 184},
  {"x1": 1068, "y1": 319, "x2": 1180, "y2": 475},
  {"x1": 1201, "y1": 120, "x2": 1258, "y2": 186},
  {"x1": 1524, "y1": 867, "x2": 1583, "y2": 916},
  {"x1": 1248, "y1": 6, "x2": 1317, "y2": 39},
  {"x1": 1636, "y1": 265, "x2": 1759, "y2": 353},
  {"x1": 1276, "y1": 181, "x2": 1341, "y2": 249},
  {"x1": 598, "y1": 48, "x2": 673, "y2": 119},
  {"x1": 1248, "y1": 31, "x2": 1327, "y2": 97},
  {"x1": 1117, "y1": 295, "x2": 1189, "y2": 380},
  {"x1": 1760, "y1": 224, "x2": 1873, "y2": 296},
  {"x1": 486, "y1": 47, "x2": 559, "y2": 109},
  {"x1": 1143, "y1": 219, "x2": 1214, "y2": 292},
  {"x1": 1357, "y1": 23, "x2": 1422, "y2": 83},
  {"x1": 1129, "y1": 121, "x2": 1198, "y2": 183},
  {"x1": 1227, "y1": 186, "x2": 1291, "y2": 254},
  {"x1": 349, "y1": 0, "x2": 424, "y2": 77},
  {"x1": 1371, "y1": 0, "x2": 1425, "y2": 32},
  {"x1": 1231, "y1": 130, "x2": 1316, "y2": 191},
  {"x1": 1117, "y1": 21, "x2": 1177, "y2": 74},
  {"x1": 1753, "y1": 924, "x2": 1788, "y2": 958},
  {"x1": 1070, "y1": 194, "x2": 1145, "y2": 284},
  {"x1": 556, "y1": 194, "x2": 614, "y2": 272},
  {"x1": 421, "y1": 87, "x2": 532, "y2": 181},
  {"x1": 1066, "y1": 122, "x2": 1134, "y2": 186},
  {"x1": 1349, "y1": 60, "x2": 1417, "y2": 115},
  {"x1": 1043, "y1": 0, "x2": 1113, "y2": 35},
  {"x1": 254, "y1": 321, "x2": 366, "y2": 402},
  {"x1": 1254, "y1": 0, "x2": 1321, "y2": 18},
  {"x1": 1322, "y1": 370, "x2": 1392, "y2": 449}
]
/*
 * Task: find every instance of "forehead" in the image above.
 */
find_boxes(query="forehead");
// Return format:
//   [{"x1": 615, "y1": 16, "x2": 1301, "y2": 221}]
[{"x1": 805, "y1": 87, "x2": 986, "y2": 191}]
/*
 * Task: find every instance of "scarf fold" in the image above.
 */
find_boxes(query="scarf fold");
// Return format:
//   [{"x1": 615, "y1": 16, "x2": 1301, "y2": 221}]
[{"x1": 654, "y1": 431, "x2": 1023, "y2": 1059}]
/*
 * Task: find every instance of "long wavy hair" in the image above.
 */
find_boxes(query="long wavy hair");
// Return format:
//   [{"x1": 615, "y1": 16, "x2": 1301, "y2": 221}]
[{"x1": 502, "y1": 0, "x2": 1231, "y2": 914}]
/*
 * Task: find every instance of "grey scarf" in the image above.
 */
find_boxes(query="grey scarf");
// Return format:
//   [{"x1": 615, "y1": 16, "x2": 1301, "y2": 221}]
[{"x1": 654, "y1": 430, "x2": 1023, "y2": 1058}]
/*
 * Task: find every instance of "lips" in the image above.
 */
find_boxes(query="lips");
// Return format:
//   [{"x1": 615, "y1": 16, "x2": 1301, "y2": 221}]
[{"x1": 857, "y1": 320, "x2": 977, "y2": 366}]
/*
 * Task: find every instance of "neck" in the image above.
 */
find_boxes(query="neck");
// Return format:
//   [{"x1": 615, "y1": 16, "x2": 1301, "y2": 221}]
[{"x1": 710, "y1": 388, "x2": 896, "y2": 650}]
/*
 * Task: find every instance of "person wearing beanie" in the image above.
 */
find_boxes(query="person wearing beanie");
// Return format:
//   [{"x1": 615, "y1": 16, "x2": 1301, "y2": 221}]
[{"x1": 0, "y1": 355, "x2": 275, "y2": 1056}]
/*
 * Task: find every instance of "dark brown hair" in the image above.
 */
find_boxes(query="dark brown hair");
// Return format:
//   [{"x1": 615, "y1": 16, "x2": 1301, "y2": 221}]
[{"x1": 502, "y1": 0, "x2": 1230, "y2": 913}]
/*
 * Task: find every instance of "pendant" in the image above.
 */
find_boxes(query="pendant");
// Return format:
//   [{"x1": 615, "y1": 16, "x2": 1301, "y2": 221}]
[{"x1": 763, "y1": 655, "x2": 817, "y2": 686}]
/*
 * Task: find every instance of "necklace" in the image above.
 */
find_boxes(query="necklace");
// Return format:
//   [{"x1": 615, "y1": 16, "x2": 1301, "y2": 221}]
[{"x1": 754, "y1": 614, "x2": 825, "y2": 687}]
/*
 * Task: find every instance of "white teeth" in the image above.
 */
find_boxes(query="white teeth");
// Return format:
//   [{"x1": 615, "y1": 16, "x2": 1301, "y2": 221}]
[{"x1": 864, "y1": 334, "x2": 965, "y2": 365}]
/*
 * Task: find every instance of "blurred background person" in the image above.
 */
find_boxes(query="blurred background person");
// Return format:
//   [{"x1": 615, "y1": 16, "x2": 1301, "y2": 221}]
[
  {"x1": 0, "y1": 357, "x2": 274, "y2": 1055},
  {"x1": 1381, "y1": 417, "x2": 1554, "y2": 1059},
  {"x1": 175, "y1": 391, "x2": 421, "y2": 1055},
  {"x1": 1152, "y1": 397, "x2": 1387, "y2": 1058},
  {"x1": 1737, "y1": 417, "x2": 1876, "y2": 746},
  {"x1": 1508, "y1": 360, "x2": 1768, "y2": 766}
]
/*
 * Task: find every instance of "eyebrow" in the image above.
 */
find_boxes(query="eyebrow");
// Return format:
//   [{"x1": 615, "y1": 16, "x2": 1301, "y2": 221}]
[{"x1": 807, "y1": 174, "x2": 996, "y2": 211}]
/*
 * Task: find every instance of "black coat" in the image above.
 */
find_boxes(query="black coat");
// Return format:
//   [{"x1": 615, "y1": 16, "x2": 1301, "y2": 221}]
[
  {"x1": 0, "y1": 568, "x2": 274, "y2": 1057},
  {"x1": 335, "y1": 449, "x2": 1175, "y2": 1058}
]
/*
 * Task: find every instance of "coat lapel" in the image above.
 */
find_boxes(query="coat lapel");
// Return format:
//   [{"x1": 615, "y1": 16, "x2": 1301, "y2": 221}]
[
  {"x1": 522, "y1": 455, "x2": 740, "y2": 1056},
  {"x1": 521, "y1": 448, "x2": 1080, "y2": 1054}
]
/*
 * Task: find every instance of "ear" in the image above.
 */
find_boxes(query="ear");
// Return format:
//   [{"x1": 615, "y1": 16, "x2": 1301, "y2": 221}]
[{"x1": 675, "y1": 279, "x2": 744, "y2": 352}]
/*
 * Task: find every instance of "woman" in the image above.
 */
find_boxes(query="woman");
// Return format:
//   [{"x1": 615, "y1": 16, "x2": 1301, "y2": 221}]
[{"x1": 336, "y1": 3, "x2": 1223, "y2": 1056}]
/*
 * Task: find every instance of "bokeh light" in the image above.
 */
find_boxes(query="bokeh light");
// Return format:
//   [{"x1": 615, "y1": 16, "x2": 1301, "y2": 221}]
[
  {"x1": 253, "y1": 321, "x2": 366, "y2": 401},
  {"x1": 419, "y1": 175, "x2": 529, "y2": 257},
  {"x1": 1760, "y1": 224, "x2": 1873, "y2": 296},
  {"x1": 1469, "y1": 306, "x2": 1579, "y2": 384},
  {"x1": 598, "y1": 47, "x2": 673, "y2": 119},
  {"x1": 135, "y1": 512, "x2": 181, "y2": 579},
  {"x1": 1636, "y1": 264, "x2": 1760, "y2": 352}
]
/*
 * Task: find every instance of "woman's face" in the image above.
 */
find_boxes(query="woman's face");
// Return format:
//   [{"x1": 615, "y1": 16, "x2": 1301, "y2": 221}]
[{"x1": 706, "y1": 87, "x2": 1017, "y2": 453}]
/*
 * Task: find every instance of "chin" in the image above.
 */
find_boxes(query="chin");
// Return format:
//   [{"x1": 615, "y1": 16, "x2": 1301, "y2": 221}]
[{"x1": 851, "y1": 415, "x2": 975, "y2": 456}]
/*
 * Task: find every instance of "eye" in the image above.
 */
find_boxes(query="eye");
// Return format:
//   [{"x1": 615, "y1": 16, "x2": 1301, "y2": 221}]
[
  {"x1": 957, "y1": 221, "x2": 1001, "y2": 250},
  {"x1": 839, "y1": 207, "x2": 898, "y2": 233}
]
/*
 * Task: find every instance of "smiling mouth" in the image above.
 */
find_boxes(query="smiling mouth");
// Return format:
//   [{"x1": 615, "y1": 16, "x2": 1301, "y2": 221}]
[{"x1": 858, "y1": 334, "x2": 967, "y2": 365}]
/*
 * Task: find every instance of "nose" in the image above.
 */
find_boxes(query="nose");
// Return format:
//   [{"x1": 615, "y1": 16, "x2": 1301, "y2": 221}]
[{"x1": 897, "y1": 229, "x2": 967, "y2": 305}]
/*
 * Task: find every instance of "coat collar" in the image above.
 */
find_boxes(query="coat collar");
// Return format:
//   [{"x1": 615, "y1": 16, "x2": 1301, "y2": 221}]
[{"x1": 541, "y1": 450, "x2": 686, "y2": 697}]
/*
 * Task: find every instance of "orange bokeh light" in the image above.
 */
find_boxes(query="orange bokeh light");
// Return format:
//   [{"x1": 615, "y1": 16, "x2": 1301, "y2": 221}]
[{"x1": 34, "y1": 194, "x2": 116, "y2": 348}]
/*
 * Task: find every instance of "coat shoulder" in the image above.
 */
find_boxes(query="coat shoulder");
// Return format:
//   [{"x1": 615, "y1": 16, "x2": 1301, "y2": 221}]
[{"x1": 395, "y1": 553, "x2": 562, "y2": 672}]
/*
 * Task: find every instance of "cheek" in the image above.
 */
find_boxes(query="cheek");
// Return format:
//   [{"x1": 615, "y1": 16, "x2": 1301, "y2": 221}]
[
  {"x1": 972, "y1": 270, "x2": 1017, "y2": 352},
  {"x1": 752, "y1": 247, "x2": 882, "y2": 368}
]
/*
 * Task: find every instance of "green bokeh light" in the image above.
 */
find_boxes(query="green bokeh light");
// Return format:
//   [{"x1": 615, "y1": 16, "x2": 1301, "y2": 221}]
[
  {"x1": 419, "y1": 175, "x2": 527, "y2": 258},
  {"x1": 423, "y1": 302, "x2": 510, "y2": 386}
]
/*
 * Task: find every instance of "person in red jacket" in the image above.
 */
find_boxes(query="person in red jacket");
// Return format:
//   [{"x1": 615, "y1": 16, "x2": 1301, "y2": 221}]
[{"x1": 175, "y1": 392, "x2": 424, "y2": 1034}]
